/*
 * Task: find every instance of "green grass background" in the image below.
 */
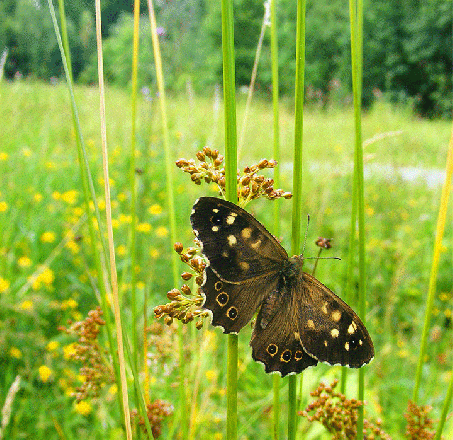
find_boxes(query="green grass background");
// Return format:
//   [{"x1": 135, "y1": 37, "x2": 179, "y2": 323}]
[{"x1": 0, "y1": 81, "x2": 452, "y2": 438}]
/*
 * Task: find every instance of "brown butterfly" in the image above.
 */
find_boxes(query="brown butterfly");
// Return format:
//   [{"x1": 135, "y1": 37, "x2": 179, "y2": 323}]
[{"x1": 191, "y1": 197, "x2": 374, "y2": 376}]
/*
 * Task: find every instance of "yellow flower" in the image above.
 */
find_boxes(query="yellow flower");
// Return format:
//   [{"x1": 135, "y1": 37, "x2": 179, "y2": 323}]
[
  {"x1": 52, "y1": 191, "x2": 61, "y2": 200},
  {"x1": 45, "y1": 161, "x2": 56, "y2": 170},
  {"x1": 73, "y1": 207, "x2": 84, "y2": 216},
  {"x1": 136, "y1": 223, "x2": 152, "y2": 233},
  {"x1": 74, "y1": 400, "x2": 92, "y2": 416},
  {"x1": 39, "y1": 365, "x2": 53, "y2": 382},
  {"x1": 61, "y1": 190, "x2": 79, "y2": 205},
  {"x1": 149, "y1": 248, "x2": 159, "y2": 259},
  {"x1": 41, "y1": 231, "x2": 56, "y2": 243},
  {"x1": 137, "y1": 281, "x2": 145, "y2": 289},
  {"x1": 22, "y1": 147, "x2": 32, "y2": 157},
  {"x1": 111, "y1": 218, "x2": 120, "y2": 229},
  {"x1": 40, "y1": 267, "x2": 55, "y2": 285},
  {"x1": 119, "y1": 213, "x2": 132, "y2": 224},
  {"x1": 117, "y1": 192, "x2": 127, "y2": 202},
  {"x1": 63, "y1": 343, "x2": 77, "y2": 360},
  {"x1": 0, "y1": 277, "x2": 10, "y2": 293},
  {"x1": 108, "y1": 384, "x2": 118, "y2": 395},
  {"x1": 0, "y1": 152, "x2": 9, "y2": 161},
  {"x1": 66, "y1": 240, "x2": 80, "y2": 254},
  {"x1": 19, "y1": 300, "x2": 33, "y2": 311},
  {"x1": 214, "y1": 433, "x2": 223, "y2": 440},
  {"x1": 365, "y1": 206, "x2": 375, "y2": 216},
  {"x1": 10, "y1": 347, "x2": 22, "y2": 359},
  {"x1": 205, "y1": 370, "x2": 217, "y2": 381},
  {"x1": 0, "y1": 201, "x2": 8, "y2": 212},
  {"x1": 47, "y1": 341, "x2": 59, "y2": 351},
  {"x1": 61, "y1": 298, "x2": 78, "y2": 310},
  {"x1": 148, "y1": 204, "x2": 162, "y2": 215},
  {"x1": 117, "y1": 245, "x2": 127, "y2": 256},
  {"x1": 18, "y1": 256, "x2": 32, "y2": 268},
  {"x1": 156, "y1": 226, "x2": 168, "y2": 237}
]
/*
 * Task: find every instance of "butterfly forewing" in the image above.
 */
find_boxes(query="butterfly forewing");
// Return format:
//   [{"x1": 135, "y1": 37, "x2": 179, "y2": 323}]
[
  {"x1": 191, "y1": 197, "x2": 288, "y2": 283},
  {"x1": 296, "y1": 272, "x2": 374, "y2": 368},
  {"x1": 202, "y1": 266, "x2": 279, "y2": 334}
]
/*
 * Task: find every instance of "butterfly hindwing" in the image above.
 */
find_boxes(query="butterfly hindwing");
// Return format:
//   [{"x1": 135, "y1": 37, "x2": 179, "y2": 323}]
[
  {"x1": 202, "y1": 266, "x2": 279, "y2": 334},
  {"x1": 191, "y1": 197, "x2": 288, "y2": 283},
  {"x1": 250, "y1": 278, "x2": 318, "y2": 376},
  {"x1": 296, "y1": 272, "x2": 374, "y2": 367}
]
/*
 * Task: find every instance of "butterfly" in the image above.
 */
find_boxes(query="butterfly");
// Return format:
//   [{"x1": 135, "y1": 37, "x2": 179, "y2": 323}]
[{"x1": 190, "y1": 197, "x2": 374, "y2": 376}]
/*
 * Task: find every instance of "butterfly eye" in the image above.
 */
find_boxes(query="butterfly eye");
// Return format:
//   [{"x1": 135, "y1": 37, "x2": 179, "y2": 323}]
[
  {"x1": 349, "y1": 336, "x2": 360, "y2": 350},
  {"x1": 294, "y1": 350, "x2": 304, "y2": 361},
  {"x1": 211, "y1": 215, "x2": 223, "y2": 226},
  {"x1": 281, "y1": 349, "x2": 292, "y2": 363},
  {"x1": 227, "y1": 306, "x2": 238, "y2": 320},
  {"x1": 266, "y1": 344, "x2": 278, "y2": 356}
]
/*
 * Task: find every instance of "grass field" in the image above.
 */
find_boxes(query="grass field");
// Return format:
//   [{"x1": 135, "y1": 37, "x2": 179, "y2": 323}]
[{"x1": 0, "y1": 80, "x2": 452, "y2": 439}]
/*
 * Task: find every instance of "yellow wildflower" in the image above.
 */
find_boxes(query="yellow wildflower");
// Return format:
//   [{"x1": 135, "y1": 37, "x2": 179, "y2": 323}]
[
  {"x1": 40, "y1": 267, "x2": 55, "y2": 285},
  {"x1": 108, "y1": 384, "x2": 118, "y2": 395},
  {"x1": 74, "y1": 400, "x2": 92, "y2": 416},
  {"x1": 45, "y1": 161, "x2": 56, "y2": 170},
  {"x1": 365, "y1": 206, "x2": 375, "y2": 216},
  {"x1": 119, "y1": 213, "x2": 132, "y2": 224},
  {"x1": 18, "y1": 256, "x2": 32, "y2": 268},
  {"x1": 61, "y1": 298, "x2": 78, "y2": 310},
  {"x1": 111, "y1": 218, "x2": 120, "y2": 229},
  {"x1": 22, "y1": 147, "x2": 32, "y2": 157},
  {"x1": 40, "y1": 231, "x2": 56, "y2": 243},
  {"x1": 117, "y1": 192, "x2": 127, "y2": 202},
  {"x1": 0, "y1": 201, "x2": 8, "y2": 212},
  {"x1": 10, "y1": 347, "x2": 22, "y2": 359},
  {"x1": 19, "y1": 300, "x2": 33, "y2": 311},
  {"x1": 205, "y1": 370, "x2": 217, "y2": 381},
  {"x1": 148, "y1": 204, "x2": 162, "y2": 215},
  {"x1": 47, "y1": 341, "x2": 59, "y2": 351},
  {"x1": 66, "y1": 240, "x2": 80, "y2": 254},
  {"x1": 136, "y1": 223, "x2": 152, "y2": 233},
  {"x1": 63, "y1": 343, "x2": 77, "y2": 360},
  {"x1": 52, "y1": 191, "x2": 61, "y2": 200},
  {"x1": 117, "y1": 245, "x2": 127, "y2": 256},
  {"x1": 0, "y1": 152, "x2": 8, "y2": 161},
  {"x1": 0, "y1": 277, "x2": 10, "y2": 293},
  {"x1": 39, "y1": 365, "x2": 53, "y2": 382},
  {"x1": 156, "y1": 226, "x2": 168, "y2": 237},
  {"x1": 61, "y1": 190, "x2": 78, "y2": 205},
  {"x1": 149, "y1": 248, "x2": 159, "y2": 259}
]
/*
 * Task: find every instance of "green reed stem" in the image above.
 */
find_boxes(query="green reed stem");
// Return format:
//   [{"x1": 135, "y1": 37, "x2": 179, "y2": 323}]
[
  {"x1": 435, "y1": 362, "x2": 453, "y2": 440},
  {"x1": 48, "y1": 0, "x2": 124, "y2": 424},
  {"x1": 289, "y1": 0, "x2": 306, "y2": 439},
  {"x1": 349, "y1": 0, "x2": 366, "y2": 437},
  {"x1": 130, "y1": 0, "x2": 140, "y2": 383},
  {"x1": 221, "y1": 0, "x2": 238, "y2": 438},
  {"x1": 146, "y1": 0, "x2": 185, "y2": 436},
  {"x1": 270, "y1": 0, "x2": 281, "y2": 436},
  {"x1": 413, "y1": 129, "x2": 453, "y2": 403}
]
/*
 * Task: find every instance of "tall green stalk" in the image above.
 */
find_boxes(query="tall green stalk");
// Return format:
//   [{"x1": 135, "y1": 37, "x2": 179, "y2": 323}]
[
  {"x1": 289, "y1": 1, "x2": 306, "y2": 439},
  {"x1": 130, "y1": 0, "x2": 140, "y2": 384},
  {"x1": 146, "y1": 0, "x2": 185, "y2": 437},
  {"x1": 48, "y1": 0, "x2": 125, "y2": 425},
  {"x1": 349, "y1": 0, "x2": 366, "y2": 438},
  {"x1": 413, "y1": 130, "x2": 453, "y2": 403},
  {"x1": 221, "y1": 0, "x2": 238, "y2": 438},
  {"x1": 270, "y1": 0, "x2": 281, "y2": 437}
]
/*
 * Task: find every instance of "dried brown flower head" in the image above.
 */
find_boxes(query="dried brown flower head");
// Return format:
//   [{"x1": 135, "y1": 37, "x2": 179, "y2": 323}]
[
  {"x1": 59, "y1": 307, "x2": 114, "y2": 401},
  {"x1": 132, "y1": 399, "x2": 173, "y2": 438},
  {"x1": 316, "y1": 237, "x2": 333, "y2": 249},
  {"x1": 300, "y1": 380, "x2": 391, "y2": 440},
  {"x1": 404, "y1": 401, "x2": 436, "y2": 440}
]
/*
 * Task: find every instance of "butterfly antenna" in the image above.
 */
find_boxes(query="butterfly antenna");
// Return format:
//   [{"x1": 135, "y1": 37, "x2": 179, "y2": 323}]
[{"x1": 301, "y1": 214, "x2": 310, "y2": 256}]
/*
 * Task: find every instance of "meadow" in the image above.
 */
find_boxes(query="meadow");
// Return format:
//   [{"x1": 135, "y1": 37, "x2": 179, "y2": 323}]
[{"x1": 0, "y1": 80, "x2": 452, "y2": 439}]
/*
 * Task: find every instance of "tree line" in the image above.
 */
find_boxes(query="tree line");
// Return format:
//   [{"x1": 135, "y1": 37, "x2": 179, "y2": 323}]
[{"x1": 1, "y1": 0, "x2": 451, "y2": 117}]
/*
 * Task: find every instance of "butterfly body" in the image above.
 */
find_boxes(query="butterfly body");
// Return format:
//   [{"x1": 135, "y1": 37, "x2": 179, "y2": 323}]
[{"x1": 191, "y1": 197, "x2": 374, "y2": 376}]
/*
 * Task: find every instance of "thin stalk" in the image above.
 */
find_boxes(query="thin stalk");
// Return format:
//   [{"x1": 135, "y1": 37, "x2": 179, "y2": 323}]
[
  {"x1": 221, "y1": 0, "x2": 239, "y2": 438},
  {"x1": 349, "y1": 0, "x2": 366, "y2": 437},
  {"x1": 289, "y1": 0, "x2": 306, "y2": 439},
  {"x1": 270, "y1": 0, "x2": 280, "y2": 436},
  {"x1": 413, "y1": 127, "x2": 453, "y2": 402},
  {"x1": 56, "y1": 0, "x2": 72, "y2": 81},
  {"x1": 434, "y1": 362, "x2": 453, "y2": 440},
  {"x1": 95, "y1": 0, "x2": 132, "y2": 436},
  {"x1": 146, "y1": 0, "x2": 185, "y2": 436},
  {"x1": 47, "y1": 0, "x2": 124, "y2": 424},
  {"x1": 130, "y1": 0, "x2": 140, "y2": 382}
]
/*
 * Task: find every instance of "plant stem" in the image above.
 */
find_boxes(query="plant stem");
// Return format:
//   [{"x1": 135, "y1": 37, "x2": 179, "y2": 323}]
[
  {"x1": 349, "y1": 0, "x2": 366, "y2": 437},
  {"x1": 289, "y1": 0, "x2": 306, "y2": 438}
]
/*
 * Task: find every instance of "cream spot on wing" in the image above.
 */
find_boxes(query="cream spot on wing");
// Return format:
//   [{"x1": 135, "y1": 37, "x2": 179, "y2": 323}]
[
  {"x1": 331, "y1": 310, "x2": 342, "y2": 322},
  {"x1": 222, "y1": 250, "x2": 229, "y2": 258},
  {"x1": 345, "y1": 342, "x2": 350, "y2": 351},
  {"x1": 226, "y1": 215, "x2": 236, "y2": 225},
  {"x1": 348, "y1": 321, "x2": 358, "y2": 334},
  {"x1": 227, "y1": 235, "x2": 237, "y2": 246},
  {"x1": 251, "y1": 239, "x2": 262, "y2": 249},
  {"x1": 321, "y1": 302, "x2": 328, "y2": 314},
  {"x1": 191, "y1": 209, "x2": 195, "y2": 215},
  {"x1": 331, "y1": 329, "x2": 340, "y2": 338},
  {"x1": 307, "y1": 319, "x2": 315, "y2": 329},
  {"x1": 294, "y1": 332, "x2": 300, "y2": 340},
  {"x1": 239, "y1": 261, "x2": 250, "y2": 271},
  {"x1": 212, "y1": 208, "x2": 219, "y2": 213},
  {"x1": 241, "y1": 227, "x2": 252, "y2": 239},
  {"x1": 359, "y1": 339, "x2": 363, "y2": 346},
  {"x1": 324, "y1": 340, "x2": 328, "y2": 347},
  {"x1": 212, "y1": 226, "x2": 219, "y2": 232}
]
